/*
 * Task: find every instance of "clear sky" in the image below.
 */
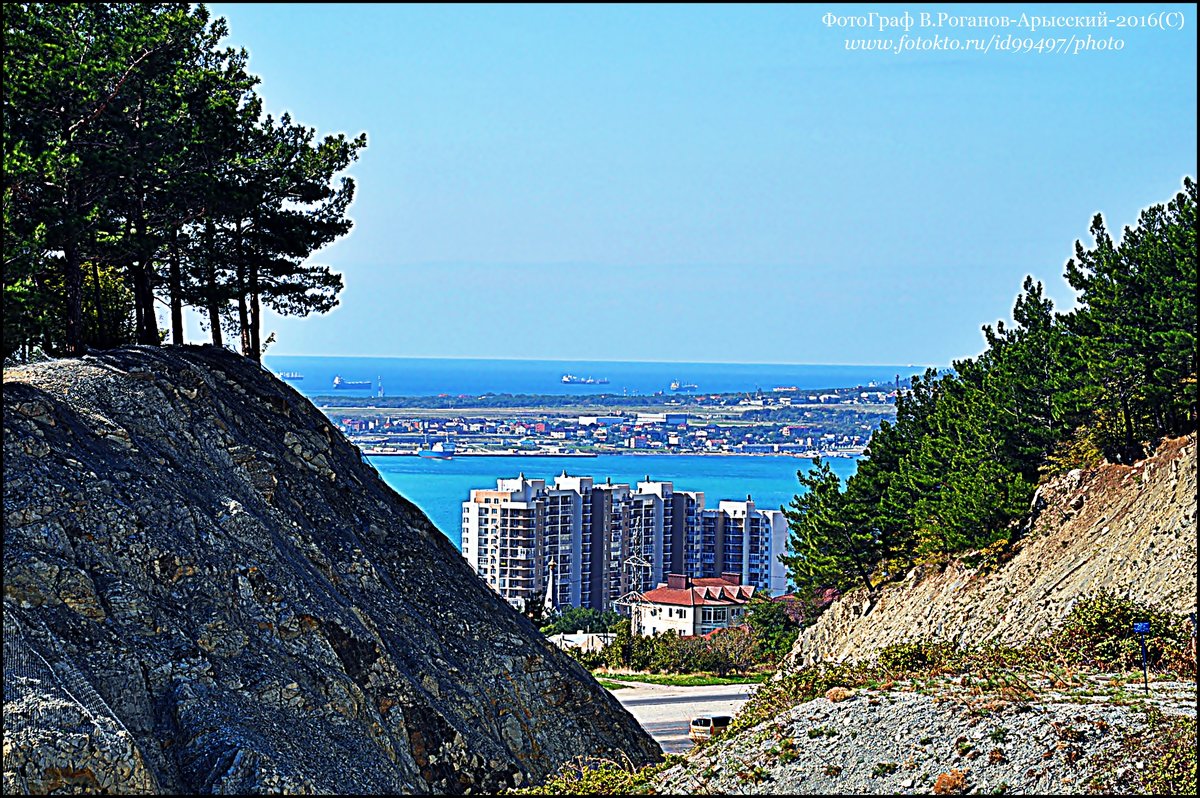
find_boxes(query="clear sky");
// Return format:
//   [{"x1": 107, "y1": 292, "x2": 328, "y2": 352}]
[{"x1": 195, "y1": 3, "x2": 1196, "y2": 366}]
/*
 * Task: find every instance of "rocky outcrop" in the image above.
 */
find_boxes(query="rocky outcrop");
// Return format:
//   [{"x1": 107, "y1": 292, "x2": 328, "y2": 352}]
[
  {"x1": 786, "y1": 435, "x2": 1197, "y2": 669},
  {"x1": 3, "y1": 346, "x2": 660, "y2": 794}
]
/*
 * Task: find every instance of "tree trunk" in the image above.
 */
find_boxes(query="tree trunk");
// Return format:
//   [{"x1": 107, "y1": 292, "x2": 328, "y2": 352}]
[
  {"x1": 1120, "y1": 391, "x2": 1136, "y2": 463},
  {"x1": 91, "y1": 260, "x2": 105, "y2": 347},
  {"x1": 235, "y1": 221, "x2": 251, "y2": 356},
  {"x1": 237, "y1": 261, "x2": 250, "y2": 357},
  {"x1": 133, "y1": 258, "x2": 157, "y2": 344},
  {"x1": 131, "y1": 212, "x2": 158, "y2": 345},
  {"x1": 204, "y1": 219, "x2": 223, "y2": 347},
  {"x1": 249, "y1": 258, "x2": 261, "y2": 363},
  {"x1": 63, "y1": 239, "x2": 84, "y2": 356},
  {"x1": 169, "y1": 228, "x2": 183, "y2": 345}
]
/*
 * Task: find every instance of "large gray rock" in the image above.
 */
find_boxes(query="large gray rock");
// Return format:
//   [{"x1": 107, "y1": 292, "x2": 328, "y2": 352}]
[{"x1": 3, "y1": 346, "x2": 660, "y2": 794}]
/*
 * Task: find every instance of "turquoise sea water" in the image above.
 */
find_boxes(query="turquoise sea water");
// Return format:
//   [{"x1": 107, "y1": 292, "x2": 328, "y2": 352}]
[{"x1": 369, "y1": 453, "x2": 859, "y2": 550}]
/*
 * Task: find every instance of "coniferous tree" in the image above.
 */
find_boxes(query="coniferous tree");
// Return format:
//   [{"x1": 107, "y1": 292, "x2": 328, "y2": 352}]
[
  {"x1": 782, "y1": 178, "x2": 1196, "y2": 600},
  {"x1": 1065, "y1": 179, "x2": 1197, "y2": 460},
  {"x1": 3, "y1": 3, "x2": 140, "y2": 354},
  {"x1": 780, "y1": 458, "x2": 880, "y2": 598},
  {"x1": 2, "y1": 3, "x2": 364, "y2": 360},
  {"x1": 220, "y1": 113, "x2": 365, "y2": 361}
]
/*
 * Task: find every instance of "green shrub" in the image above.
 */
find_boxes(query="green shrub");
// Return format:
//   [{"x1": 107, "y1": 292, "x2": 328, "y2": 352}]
[
  {"x1": 878, "y1": 641, "x2": 957, "y2": 672},
  {"x1": 1041, "y1": 425, "x2": 1106, "y2": 476},
  {"x1": 506, "y1": 755, "x2": 679, "y2": 795},
  {"x1": 1043, "y1": 591, "x2": 1192, "y2": 672},
  {"x1": 567, "y1": 646, "x2": 606, "y2": 671}
]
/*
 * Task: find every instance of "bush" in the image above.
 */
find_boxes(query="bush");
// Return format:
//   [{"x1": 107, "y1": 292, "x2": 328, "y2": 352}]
[
  {"x1": 505, "y1": 755, "x2": 678, "y2": 795},
  {"x1": 594, "y1": 620, "x2": 770, "y2": 675},
  {"x1": 567, "y1": 646, "x2": 605, "y2": 671},
  {"x1": 1041, "y1": 425, "x2": 1106, "y2": 476},
  {"x1": 541, "y1": 607, "x2": 623, "y2": 636},
  {"x1": 1042, "y1": 591, "x2": 1193, "y2": 673},
  {"x1": 878, "y1": 641, "x2": 957, "y2": 672},
  {"x1": 744, "y1": 595, "x2": 801, "y2": 661}
]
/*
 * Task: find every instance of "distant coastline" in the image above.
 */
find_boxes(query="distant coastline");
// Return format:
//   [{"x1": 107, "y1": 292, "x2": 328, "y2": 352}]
[{"x1": 362, "y1": 449, "x2": 861, "y2": 458}]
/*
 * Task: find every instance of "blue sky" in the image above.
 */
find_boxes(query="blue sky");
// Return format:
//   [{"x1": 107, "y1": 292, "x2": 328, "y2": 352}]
[{"x1": 196, "y1": 3, "x2": 1196, "y2": 365}]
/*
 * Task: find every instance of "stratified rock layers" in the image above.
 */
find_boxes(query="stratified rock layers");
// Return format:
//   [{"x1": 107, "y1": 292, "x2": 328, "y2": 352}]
[{"x1": 3, "y1": 346, "x2": 660, "y2": 794}]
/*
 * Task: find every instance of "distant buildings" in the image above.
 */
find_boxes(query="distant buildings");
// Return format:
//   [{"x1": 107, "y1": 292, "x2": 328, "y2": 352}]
[{"x1": 461, "y1": 473, "x2": 788, "y2": 612}]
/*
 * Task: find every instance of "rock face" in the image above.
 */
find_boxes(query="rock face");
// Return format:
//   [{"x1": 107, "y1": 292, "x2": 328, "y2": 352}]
[
  {"x1": 3, "y1": 346, "x2": 660, "y2": 794},
  {"x1": 785, "y1": 435, "x2": 1198, "y2": 669},
  {"x1": 653, "y1": 675, "x2": 1196, "y2": 795}
]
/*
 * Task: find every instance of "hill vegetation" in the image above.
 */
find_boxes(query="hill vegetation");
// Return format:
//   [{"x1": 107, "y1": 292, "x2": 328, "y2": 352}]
[
  {"x1": 3, "y1": 3, "x2": 364, "y2": 361},
  {"x1": 782, "y1": 179, "x2": 1197, "y2": 601},
  {"x1": 509, "y1": 593, "x2": 1197, "y2": 796}
]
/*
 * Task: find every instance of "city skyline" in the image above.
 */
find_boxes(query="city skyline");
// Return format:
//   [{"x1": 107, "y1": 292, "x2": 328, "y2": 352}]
[{"x1": 198, "y1": 3, "x2": 1197, "y2": 366}]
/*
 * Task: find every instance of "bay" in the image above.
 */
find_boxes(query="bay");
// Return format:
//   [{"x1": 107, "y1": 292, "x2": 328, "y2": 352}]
[{"x1": 369, "y1": 453, "x2": 859, "y2": 550}]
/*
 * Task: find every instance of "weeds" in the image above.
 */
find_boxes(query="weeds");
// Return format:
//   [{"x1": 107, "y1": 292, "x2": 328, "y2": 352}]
[
  {"x1": 505, "y1": 754, "x2": 680, "y2": 795},
  {"x1": 1086, "y1": 708, "x2": 1197, "y2": 795}
]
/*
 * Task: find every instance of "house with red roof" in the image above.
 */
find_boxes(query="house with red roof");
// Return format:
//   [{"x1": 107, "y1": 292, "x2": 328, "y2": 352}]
[{"x1": 634, "y1": 573, "x2": 754, "y2": 637}]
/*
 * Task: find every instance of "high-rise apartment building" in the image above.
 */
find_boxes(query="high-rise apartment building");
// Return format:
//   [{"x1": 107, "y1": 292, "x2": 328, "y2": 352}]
[{"x1": 461, "y1": 473, "x2": 788, "y2": 611}]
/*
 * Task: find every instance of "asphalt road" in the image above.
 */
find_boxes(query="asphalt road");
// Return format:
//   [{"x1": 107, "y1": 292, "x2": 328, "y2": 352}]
[{"x1": 609, "y1": 681, "x2": 760, "y2": 754}]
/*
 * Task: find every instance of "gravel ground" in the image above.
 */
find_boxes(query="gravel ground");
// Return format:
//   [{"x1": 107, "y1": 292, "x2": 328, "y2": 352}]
[{"x1": 654, "y1": 674, "x2": 1196, "y2": 795}]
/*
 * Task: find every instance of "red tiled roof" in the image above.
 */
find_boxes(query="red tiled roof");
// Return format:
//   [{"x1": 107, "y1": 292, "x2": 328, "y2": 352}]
[{"x1": 640, "y1": 583, "x2": 755, "y2": 607}]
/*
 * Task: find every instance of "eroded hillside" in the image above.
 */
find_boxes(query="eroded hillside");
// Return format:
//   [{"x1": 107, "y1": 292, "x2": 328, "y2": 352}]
[{"x1": 787, "y1": 435, "x2": 1197, "y2": 669}]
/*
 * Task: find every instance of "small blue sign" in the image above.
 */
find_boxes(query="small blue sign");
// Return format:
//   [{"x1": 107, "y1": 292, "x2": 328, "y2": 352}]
[{"x1": 1133, "y1": 621, "x2": 1151, "y2": 634}]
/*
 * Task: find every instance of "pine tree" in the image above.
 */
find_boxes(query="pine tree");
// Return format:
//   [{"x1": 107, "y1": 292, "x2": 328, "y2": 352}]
[{"x1": 781, "y1": 458, "x2": 880, "y2": 598}]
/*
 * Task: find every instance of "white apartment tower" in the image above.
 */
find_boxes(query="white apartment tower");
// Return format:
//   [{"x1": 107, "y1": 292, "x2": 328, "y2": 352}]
[{"x1": 463, "y1": 472, "x2": 790, "y2": 611}]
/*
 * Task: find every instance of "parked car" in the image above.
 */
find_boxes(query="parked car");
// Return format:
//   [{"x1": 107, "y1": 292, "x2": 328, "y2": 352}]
[{"x1": 689, "y1": 715, "x2": 732, "y2": 742}]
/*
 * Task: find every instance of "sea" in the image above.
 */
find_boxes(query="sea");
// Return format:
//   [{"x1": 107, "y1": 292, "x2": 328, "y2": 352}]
[
  {"x1": 260, "y1": 355, "x2": 929, "y2": 400},
  {"x1": 261, "y1": 355, "x2": 917, "y2": 550}
]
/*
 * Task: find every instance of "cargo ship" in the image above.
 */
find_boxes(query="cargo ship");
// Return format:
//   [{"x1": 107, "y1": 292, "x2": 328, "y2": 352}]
[
  {"x1": 669, "y1": 379, "x2": 698, "y2": 392},
  {"x1": 561, "y1": 374, "x2": 609, "y2": 385},
  {"x1": 332, "y1": 375, "x2": 372, "y2": 390},
  {"x1": 278, "y1": 371, "x2": 304, "y2": 381}
]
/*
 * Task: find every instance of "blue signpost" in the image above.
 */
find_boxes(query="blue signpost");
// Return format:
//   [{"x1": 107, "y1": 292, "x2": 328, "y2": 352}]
[{"x1": 1133, "y1": 621, "x2": 1150, "y2": 693}]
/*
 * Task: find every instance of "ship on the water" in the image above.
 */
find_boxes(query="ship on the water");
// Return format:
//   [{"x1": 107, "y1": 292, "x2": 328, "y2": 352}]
[
  {"x1": 669, "y1": 379, "x2": 698, "y2": 392},
  {"x1": 278, "y1": 371, "x2": 304, "y2": 381},
  {"x1": 418, "y1": 441, "x2": 455, "y2": 459},
  {"x1": 561, "y1": 374, "x2": 609, "y2": 385},
  {"x1": 333, "y1": 375, "x2": 373, "y2": 390}
]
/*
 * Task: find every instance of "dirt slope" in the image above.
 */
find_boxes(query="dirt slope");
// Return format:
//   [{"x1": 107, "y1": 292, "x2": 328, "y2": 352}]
[{"x1": 786, "y1": 435, "x2": 1197, "y2": 669}]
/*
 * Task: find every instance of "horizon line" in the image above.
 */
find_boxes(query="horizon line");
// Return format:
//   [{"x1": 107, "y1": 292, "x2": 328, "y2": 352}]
[{"x1": 261, "y1": 353, "x2": 943, "y2": 369}]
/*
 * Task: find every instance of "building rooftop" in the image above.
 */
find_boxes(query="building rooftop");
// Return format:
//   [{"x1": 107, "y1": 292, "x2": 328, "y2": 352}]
[{"x1": 640, "y1": 574, "x2": 755, "y2": 607}]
